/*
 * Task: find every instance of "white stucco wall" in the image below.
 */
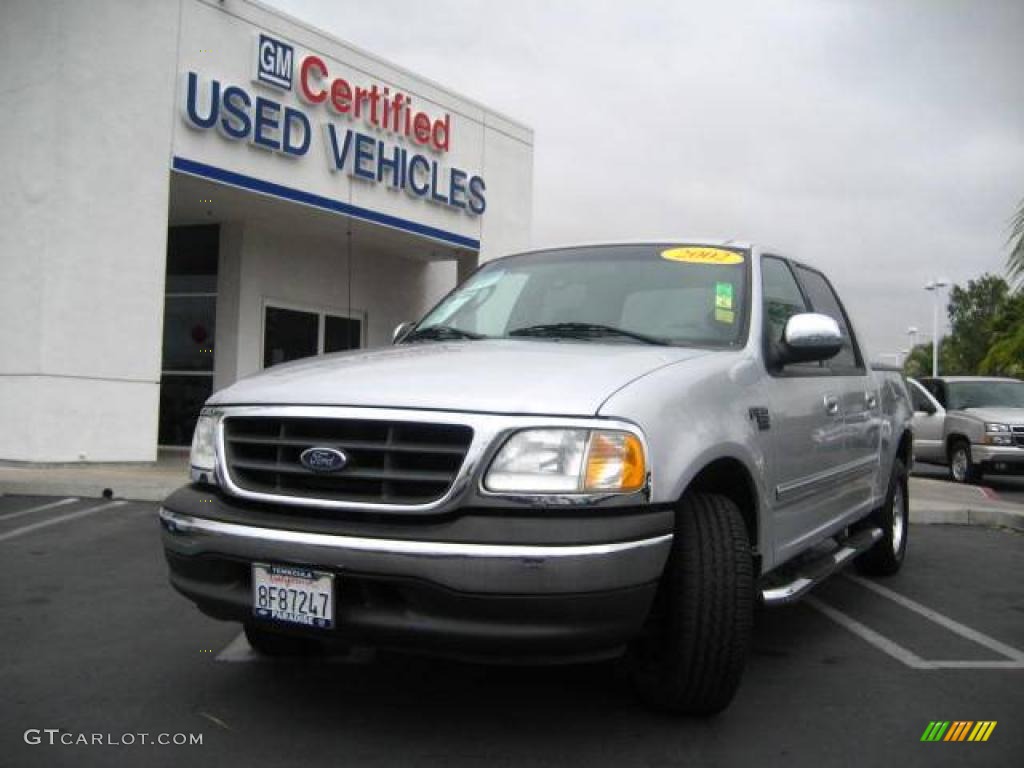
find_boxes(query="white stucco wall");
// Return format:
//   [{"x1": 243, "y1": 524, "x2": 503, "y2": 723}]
[{"x1": 0, "y1": 0, "x2": 180, "y2": 462}]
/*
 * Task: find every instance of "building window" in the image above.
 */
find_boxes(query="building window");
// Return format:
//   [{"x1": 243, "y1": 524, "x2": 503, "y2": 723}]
[
  {"x1": 159, "y1": 225, "x2": 219, "y2": 447},
  {"x1": 262, "y1": 301, "x2": 364, "y2": 369}
]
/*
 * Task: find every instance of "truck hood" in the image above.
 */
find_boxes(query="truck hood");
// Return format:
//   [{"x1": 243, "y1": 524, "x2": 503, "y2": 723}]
[
  {"x1": 958, "y1": 407, "x2": 1024, "y2": 425},
  {"x1": 209, "y1": 340, "x2": 715, "y2": 416}
]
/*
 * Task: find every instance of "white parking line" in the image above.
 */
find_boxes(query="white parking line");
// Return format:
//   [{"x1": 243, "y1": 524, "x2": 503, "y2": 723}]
[
  {"x1": 216, "y1": 631, "x2": 376, "y2": 664},
  {"x1": 844, "y1": 573, "x2": 1024, "y2": 663},
  {"x1": 807, "y1": 585, "x2": 1024, "y2": 671},
  {"x1": 216, "y1": 633, "x2": 257, "y2": 663},
  {"x1": 0, "y1": 500, "x2": 128, "y2": 543},
  {"x1": 0, "y1": 497, "x2": 80, "y2": 522},
  {"x1": 806, "y1": 596, "x2": 932, "y2": 669}
]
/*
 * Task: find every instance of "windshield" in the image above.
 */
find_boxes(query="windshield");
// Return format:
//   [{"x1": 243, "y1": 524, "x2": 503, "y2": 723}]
[
  {"x1": 410, "y1": 244, "x2": 750, "y2": 347},
  {"x1": 946, "y1": 380, "x2": 1024, "y2": 409}
]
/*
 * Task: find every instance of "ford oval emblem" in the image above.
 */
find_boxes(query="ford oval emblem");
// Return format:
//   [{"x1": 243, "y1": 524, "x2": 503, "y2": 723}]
[{"x1": 299, "y1": 447, "x2": 348, "y2": 473}]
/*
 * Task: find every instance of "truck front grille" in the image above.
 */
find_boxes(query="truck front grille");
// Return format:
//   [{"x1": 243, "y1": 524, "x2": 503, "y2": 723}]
[
  {"x1": 1012, "y1": 426, "x2": 1024, "y2": 447},
  {"x1": 222, "y1": 416, "x2": 473, "y2": 506}
]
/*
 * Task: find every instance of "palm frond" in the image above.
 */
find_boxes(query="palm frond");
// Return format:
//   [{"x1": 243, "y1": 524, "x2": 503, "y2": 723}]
[{"x1": 1009, "y1": 198, "x2": 1024, "y2": 287}]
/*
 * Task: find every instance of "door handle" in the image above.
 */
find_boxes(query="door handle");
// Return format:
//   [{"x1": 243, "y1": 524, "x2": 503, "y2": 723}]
[{"x1": 824, "y1": 394, "x2": 840, "y2": 416}]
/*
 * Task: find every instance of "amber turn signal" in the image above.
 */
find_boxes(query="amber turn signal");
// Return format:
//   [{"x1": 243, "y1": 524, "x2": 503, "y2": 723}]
[{"x1": 583, "y1": 431, "x2": 646, "y2": 492}]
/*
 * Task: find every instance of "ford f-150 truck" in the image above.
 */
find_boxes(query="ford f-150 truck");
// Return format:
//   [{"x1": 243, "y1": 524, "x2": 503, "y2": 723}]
[{"x1": 160, "y1": 242, "x2": 913, "y2": 715}]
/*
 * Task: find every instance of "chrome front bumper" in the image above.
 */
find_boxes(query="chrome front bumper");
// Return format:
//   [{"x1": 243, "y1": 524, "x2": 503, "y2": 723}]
[
  {"x1": 159, "y1": 507, "x2": 673, "y2": 594},
  {"x1": 972, "y1": 444, "x2": 1024, "y2": 464}
]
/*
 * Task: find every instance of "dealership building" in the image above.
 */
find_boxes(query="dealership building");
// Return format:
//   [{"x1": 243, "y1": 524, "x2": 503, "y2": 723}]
[{"x1": 0, "y1": 0, "x2": 533, "y2": 463}]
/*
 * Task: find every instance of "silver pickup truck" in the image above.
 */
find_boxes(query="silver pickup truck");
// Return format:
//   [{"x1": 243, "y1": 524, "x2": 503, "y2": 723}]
[
  {"x1": 160, "y1": 242, "x2": 913, "y2": 715},
  {"x1": 907, "y1": 376, "x2": 1024, "y2": 483}
]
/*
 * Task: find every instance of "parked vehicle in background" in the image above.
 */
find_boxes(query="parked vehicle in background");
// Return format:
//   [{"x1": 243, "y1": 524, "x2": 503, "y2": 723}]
[
  {"x1": 160, "y1": 242, "x2": 913, "y2": 715},
  {"x1": 908, "y1": 376, "x2": 1024, "y2": 483}
]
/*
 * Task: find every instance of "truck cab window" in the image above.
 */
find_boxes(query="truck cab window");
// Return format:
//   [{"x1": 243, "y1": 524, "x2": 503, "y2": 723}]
[{"x1": 793, "y1": 266, "x2": 862, "y2": 372}]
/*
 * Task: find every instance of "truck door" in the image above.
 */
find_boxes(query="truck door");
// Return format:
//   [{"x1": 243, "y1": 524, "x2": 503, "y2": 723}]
[
  {"x1": 791, "y1": 265, "x2": 878, "y2": 521},
  {"x1": 908, "y1": 379, "x2": 945, "y2": 463},
  {"x1": 760, "y1": 256, "x2": 853, "y2": 565}
]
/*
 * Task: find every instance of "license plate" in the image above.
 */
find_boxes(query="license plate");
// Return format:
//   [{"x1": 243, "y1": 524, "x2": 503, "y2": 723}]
[{"x1": 252, "y1": 563, "x2": 334, "y2": 628}]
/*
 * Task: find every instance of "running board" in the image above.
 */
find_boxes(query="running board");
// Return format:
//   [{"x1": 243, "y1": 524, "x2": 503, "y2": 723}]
[{"x1": 760, "y1": 527, "x2": 883, "y2": 606}]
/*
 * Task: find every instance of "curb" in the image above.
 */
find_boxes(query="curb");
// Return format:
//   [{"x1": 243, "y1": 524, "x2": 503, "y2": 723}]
[
  {"x1": 0, "y1": 477, "x2": 180, "y2": 503},
  {"x1": 909, "y1": 503, "x2": 1024, "y2": 532}
]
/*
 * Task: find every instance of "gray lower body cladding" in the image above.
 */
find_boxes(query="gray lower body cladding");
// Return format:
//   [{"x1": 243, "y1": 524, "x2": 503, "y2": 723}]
[{"x1": 160, "y1": 486, "x2": 674, "y2": 661}]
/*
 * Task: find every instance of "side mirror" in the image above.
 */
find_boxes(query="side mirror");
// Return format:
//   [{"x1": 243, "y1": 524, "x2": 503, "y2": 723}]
[
  {"x1": 392, "y1": 321, "x2": 417, "y2": 344},
  {"x1": 915, "y1": 403, "x2": 937, "y2": 416},
  {"x1": 778, "y1": 313, "x2": 843, "y2": 365}
]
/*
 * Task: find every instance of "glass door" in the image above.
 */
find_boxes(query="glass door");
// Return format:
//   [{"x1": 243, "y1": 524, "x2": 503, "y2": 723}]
[{"x1": 159, "y1": 225, "x2": 219, "y2": 446}]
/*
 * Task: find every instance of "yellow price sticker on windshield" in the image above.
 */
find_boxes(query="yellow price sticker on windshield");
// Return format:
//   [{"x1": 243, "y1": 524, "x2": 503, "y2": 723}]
[{"x1": 661, "y1": 247, "x2": 745, "y2": 265}]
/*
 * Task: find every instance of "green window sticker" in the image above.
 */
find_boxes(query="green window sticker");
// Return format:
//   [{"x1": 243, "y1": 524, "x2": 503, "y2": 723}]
[{"x1": 715, "y1": 282, "x2": 734, "y2": 311}]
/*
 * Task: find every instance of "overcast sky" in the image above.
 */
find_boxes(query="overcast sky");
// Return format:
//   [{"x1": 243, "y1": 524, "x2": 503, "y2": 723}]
[{"x1": 265, "y1": 0, "x2": 1023, "y2": 360}]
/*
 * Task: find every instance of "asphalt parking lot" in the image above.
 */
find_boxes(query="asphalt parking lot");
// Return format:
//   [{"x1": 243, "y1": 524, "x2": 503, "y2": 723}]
[{"x1": 1, "y1": 494, "x2": 1021, "y2": 768}]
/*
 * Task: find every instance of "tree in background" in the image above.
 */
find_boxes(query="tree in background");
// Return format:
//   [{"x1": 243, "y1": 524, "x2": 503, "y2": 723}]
[
  {"x1": 903, "y1": 343, "x2": 933, "y2": 378},
  {"x1": 1009, "y1": 198, "x2": 1024, "y2": 288},
  {"x1": 903, "y1": 338, "x2": 955, "y2": 379},
  {"x1": 979, "y1": 291, "x2": 1024, "y2": 377},
  {"x1": 943, "y1": 274, "x2": 1010, "y2": 375}
]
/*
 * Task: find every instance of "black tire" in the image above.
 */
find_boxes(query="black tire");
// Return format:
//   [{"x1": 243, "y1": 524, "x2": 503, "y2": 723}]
[
  {"x1": 948, "y1": 440, "x2": 982, "y2": 484},
  {"x1": 244, "y1": 622, "x2": 325, "y2": 657},
  {"x1": 855, "y1": 459, "x2": 909, "y2": 577},
  {"x1": 628, "y1": 493, "x2": 754, "y2": 716}
]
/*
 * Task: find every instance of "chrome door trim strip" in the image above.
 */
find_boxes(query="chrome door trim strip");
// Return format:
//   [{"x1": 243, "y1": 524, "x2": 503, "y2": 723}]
[{"x1": 775, "y1": 454, "x2": 878, "y2": 503}]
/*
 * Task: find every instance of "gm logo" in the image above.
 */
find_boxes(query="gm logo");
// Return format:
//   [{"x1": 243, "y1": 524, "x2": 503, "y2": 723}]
[{"x1": 255, "y1": 33, "x2": 293, "y2": 90}]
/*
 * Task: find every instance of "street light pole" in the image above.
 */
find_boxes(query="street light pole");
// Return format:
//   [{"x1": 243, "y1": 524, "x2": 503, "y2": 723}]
[{"x1": 924, "y1": 279, "x2": 949, "y2": 377}]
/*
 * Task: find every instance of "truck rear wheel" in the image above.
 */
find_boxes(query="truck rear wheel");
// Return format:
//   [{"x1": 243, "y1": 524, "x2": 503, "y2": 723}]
[
  {"x1": 628, "y1": 492, "x2": 753, "y2": 715},
  {"x1": 855, "y1": 458, "x2": 909, "y2": 576}
]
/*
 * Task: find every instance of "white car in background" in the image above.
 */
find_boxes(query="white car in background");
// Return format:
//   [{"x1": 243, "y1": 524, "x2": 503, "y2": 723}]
[{"x1": 907, "y1": 376, "x2": 1024, "y2": 483}]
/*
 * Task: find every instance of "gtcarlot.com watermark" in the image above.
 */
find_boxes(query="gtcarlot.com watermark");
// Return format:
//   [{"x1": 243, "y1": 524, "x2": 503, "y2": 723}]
[{"x1": 24, "y1": 729, "x2": 203, "y2": 747}]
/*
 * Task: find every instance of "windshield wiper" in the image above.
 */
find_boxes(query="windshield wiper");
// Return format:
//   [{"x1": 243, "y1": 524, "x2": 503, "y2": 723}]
[
  {"x1": 508, "y1": 323, "x2": 670, "y2": 346},
  {"x1": 403, "y1": 324, "x2": 486, "y2": 342}
]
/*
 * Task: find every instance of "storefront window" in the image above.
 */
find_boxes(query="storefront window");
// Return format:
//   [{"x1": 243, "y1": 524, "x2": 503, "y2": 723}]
[
  {"x1": 324, "y1": 315, "x2": 362, "y2": 353},
  {"x1": 264, "y1": 307, "x2": 319, "y2": 367},
  {"x1": 263, "y1": 303, "x2": 363, "y2": 368}
]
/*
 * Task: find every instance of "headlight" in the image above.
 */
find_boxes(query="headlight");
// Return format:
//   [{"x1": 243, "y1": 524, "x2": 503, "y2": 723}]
[
  {"x1": 984, "y1": 423, "x2": 1013, "y2": 446},
  {"x1": 190, "y1": 409, "x2": 220, "y2": 473},
  {"x1": 484, "y1": 428, "x2": 646, "y2": 494}
]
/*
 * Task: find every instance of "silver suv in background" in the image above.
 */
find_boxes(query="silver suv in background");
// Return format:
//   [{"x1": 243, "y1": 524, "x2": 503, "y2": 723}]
[{"x1": 908, "y1": 376, "x2": 1024, "y2": 483}]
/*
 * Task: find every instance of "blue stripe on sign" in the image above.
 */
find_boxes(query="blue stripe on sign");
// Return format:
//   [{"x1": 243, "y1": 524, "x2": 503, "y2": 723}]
[{"x1": 171, "y1": 156, "x2": 481, "y2": 251}]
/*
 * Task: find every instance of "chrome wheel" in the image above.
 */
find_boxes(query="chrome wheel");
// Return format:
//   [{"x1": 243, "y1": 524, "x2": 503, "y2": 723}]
[
  {"x1": 891, "y1": 482, "x2": 905, "y2": 555},
  {"x1": 951, "y1": 446, "x2": 968, "y2": 483}
]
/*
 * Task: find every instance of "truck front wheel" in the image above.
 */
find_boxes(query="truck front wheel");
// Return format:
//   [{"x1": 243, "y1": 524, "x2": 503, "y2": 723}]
[
  {"x1": 949, "y1": 440, "x2": 982, "y2": 484},
  {"x1": 628, "y1": 492, "x2": 753, "y2": 716}
]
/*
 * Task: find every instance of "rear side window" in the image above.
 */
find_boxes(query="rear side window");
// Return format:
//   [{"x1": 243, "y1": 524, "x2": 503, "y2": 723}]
[
  {"x1": 920, "y1": 379, "x2": 947, "y2": 407},
  {"x1": 793, "y1": 266, "x2": 862, "y2": 372},
  {"x1": 908, "y1": 381, "x2": 934, "y2": 412}
]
